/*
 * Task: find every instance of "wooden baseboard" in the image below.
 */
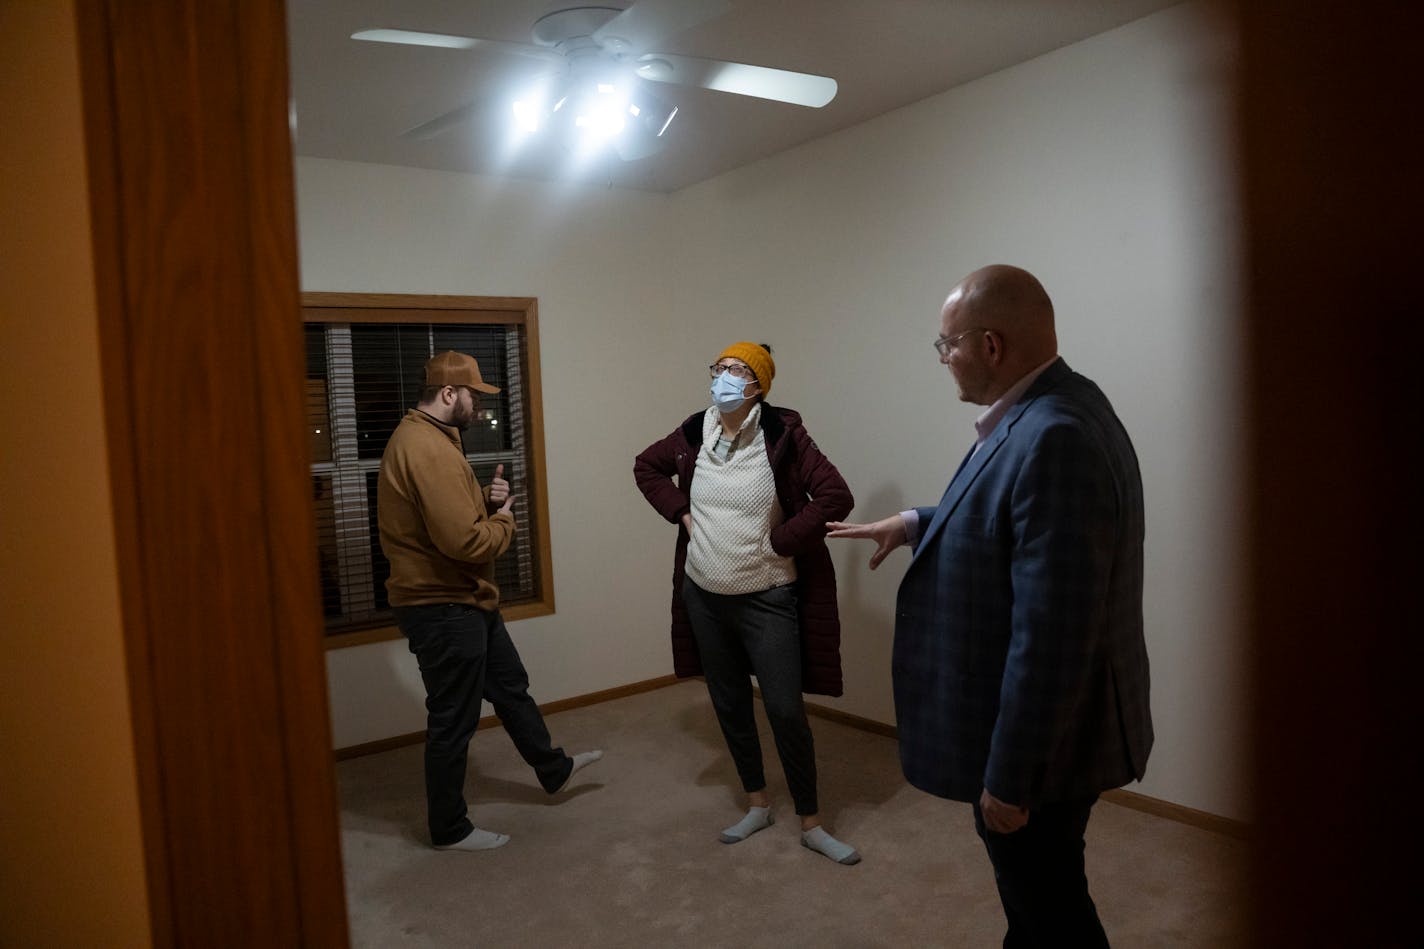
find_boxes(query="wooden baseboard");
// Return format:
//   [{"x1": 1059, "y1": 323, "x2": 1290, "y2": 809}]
[
  {"x1": 1100, "y1": 788, "x2": 1250, "y2": 840},
  {"x1": 334, "y1": 731, "x2": 424, "y2": 761},
  {"x1": 334, "y1": 673, "x2": 681, "y2": 760},
  {"x1": 746, "y1": 687, "x2": 898, "y2": 738},
  {"x1": 801, "y1": 698, "x2": 899, "y2": 739},
  {"x1": 535, "y1": 673, "x2": 681, "y2": 719}
]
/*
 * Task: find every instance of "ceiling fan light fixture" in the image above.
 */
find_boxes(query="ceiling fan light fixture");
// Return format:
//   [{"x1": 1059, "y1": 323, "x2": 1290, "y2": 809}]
[
  {"x1": 620, "y1": 83, "x2": 676, "y2": 139},
  {"x1": 508, "y1": 72, "x2": 672, "y2": 158},
  {"x1": 567, "y1": 80, "x2": 632, "y2": 140},
  {"x1": 573, "y1": 110, "x2": 625, "y2": 139}
]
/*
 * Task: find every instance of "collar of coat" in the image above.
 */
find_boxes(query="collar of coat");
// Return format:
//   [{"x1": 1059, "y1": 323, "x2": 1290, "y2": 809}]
[
  {"x1": 409, "y1": 407, "x2": 463, "y2": 448},
  {"x1": 679, "y1": 401, "x2": 792, "y2": 449}
]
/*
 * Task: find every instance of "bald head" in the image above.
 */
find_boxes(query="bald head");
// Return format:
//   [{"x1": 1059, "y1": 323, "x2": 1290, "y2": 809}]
[
  {"x1": 938, "y1": 265, "x2": 1058, "y2": 404},
  {"x1": 952, "y1": 265, "x2": 1055, "y2": 340}
]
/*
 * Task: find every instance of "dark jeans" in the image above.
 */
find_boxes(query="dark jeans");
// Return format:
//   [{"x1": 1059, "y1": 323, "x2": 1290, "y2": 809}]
[
  {"x1": 972, "y1": 794, "x2": 1110, "y2": 949},
  {"x1": 682, "y1": 577, "x2": 819, "y2": 816},
  {"x1": 393, "y1": 603, "x2": 572, "y2": 846}
]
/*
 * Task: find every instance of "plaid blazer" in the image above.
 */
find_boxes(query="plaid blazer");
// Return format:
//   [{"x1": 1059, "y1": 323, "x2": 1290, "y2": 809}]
[{"x1": 893, "y1": 358, "x2": 1153, "y2": 807}]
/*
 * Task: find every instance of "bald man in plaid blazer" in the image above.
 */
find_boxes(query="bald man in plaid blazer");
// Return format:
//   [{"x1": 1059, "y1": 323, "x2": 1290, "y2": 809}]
[{"x1": 831, "y1": 265, "x2": 1152, "y2": 947}]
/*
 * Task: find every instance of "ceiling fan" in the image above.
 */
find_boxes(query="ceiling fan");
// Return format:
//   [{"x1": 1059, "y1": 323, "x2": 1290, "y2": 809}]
[{"x1": 352, "y1": 0, "x2": 838, "y2": 161}]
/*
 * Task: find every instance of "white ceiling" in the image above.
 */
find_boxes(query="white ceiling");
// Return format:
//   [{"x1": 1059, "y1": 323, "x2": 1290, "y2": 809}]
[{"x1": 287, "y1": 0, "x2": 1180, "y2": 194}]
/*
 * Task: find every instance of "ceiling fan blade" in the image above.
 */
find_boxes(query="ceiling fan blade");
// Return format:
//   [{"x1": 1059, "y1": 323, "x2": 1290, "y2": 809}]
[
  {"x1": 400, "y1": 65, "x2": 566, "y2": 142},
  {"x1": 592, "y1": 0, "x2": 731, "y2": 56},
  {"x1": 400, "y1": 100, "x2": 485, "y2": 141},
  {"x1": 635, "y1": 53, "x2": 837, "y2": 108},
  {"x1": 352, "y1": 28, "x2": 562, "y2": 64}
]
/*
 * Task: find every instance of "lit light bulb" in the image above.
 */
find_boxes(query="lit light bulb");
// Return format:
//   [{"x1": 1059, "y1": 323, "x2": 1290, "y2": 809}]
[
  {"x1": 512, "y1": 99, "x2": 540, "y2": 133},
  {"x1": 572, "y1": 81, "x2": 630, "y2": 141}
]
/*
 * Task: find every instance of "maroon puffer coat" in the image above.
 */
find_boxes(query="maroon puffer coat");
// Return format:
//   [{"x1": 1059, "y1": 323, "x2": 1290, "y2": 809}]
[{"x1": 633, "y1": 404, "x2": 854, "y2": 696}]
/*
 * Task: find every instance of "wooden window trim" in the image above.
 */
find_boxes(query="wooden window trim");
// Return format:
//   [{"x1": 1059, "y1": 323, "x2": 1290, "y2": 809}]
[{"x1": 302, "y1": 291, "x2": 556, "y2": 650}]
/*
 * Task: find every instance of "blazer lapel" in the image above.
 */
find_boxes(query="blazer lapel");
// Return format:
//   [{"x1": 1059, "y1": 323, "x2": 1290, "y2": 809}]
[
  {"x1": 910, "y1": 419, "x2": 1015, "y2": 567},
  {"x1": 910, "y1": 360, "x2": 1071, "y2": 566}
]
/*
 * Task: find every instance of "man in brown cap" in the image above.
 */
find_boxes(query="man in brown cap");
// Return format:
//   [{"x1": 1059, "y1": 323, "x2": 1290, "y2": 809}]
[{"x1": 377, "y1": 351, "x2": 602, "y2": 851}]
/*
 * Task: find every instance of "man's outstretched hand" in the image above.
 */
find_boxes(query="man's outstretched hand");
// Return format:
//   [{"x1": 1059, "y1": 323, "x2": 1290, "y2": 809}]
[{"x1": 826, "y1": 515, "x2": 908, "y2": 570}]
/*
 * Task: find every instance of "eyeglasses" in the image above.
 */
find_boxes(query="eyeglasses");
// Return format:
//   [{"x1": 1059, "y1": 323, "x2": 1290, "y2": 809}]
[
  {"x1": 709, "y1": 362, "x2": 757, "y2": 381},
  {"x1": 933, "y1": 327, "x2": 987, "y2": 357}
]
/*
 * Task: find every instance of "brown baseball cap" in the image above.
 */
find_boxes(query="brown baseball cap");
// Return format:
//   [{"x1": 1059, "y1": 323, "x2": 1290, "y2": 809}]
[{"x1": 424, "y1": 351, "x2": 500, "y2": 394}]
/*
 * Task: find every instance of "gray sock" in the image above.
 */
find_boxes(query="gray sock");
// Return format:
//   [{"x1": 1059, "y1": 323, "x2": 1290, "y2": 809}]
[
  {"x1": 556, "y1": 749, "x2": 604, "y2": 792},
  {"x1": 719, "y1": 806, "x2": 774, "y2": 843},
  {"x1": 435, "y1": 827, "x2": 509, "y2": 851},
  {"x1": 801, "y1": 826, "x2": 861, "y2": 865}
]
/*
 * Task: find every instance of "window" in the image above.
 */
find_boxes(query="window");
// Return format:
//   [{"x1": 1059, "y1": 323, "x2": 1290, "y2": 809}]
[{"x1": 302, "y1": 293, "x2": 554, "y2": 647}]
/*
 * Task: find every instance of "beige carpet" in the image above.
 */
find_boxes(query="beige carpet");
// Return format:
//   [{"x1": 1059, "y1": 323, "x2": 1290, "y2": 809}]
[{"x1": 337, "y1": 680, "x2": 1246, "y2": 947}]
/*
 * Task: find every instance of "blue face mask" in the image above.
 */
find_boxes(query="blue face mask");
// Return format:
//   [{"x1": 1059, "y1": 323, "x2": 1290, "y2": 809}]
[{"x1": 710, "y1": 372, "x2": 753, "y2": 413}]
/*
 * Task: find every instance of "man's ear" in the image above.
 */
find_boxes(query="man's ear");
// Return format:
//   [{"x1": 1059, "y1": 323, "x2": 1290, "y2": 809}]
[{"x1": 984, "y1": 330, "x2": 1004, "y2": 366}]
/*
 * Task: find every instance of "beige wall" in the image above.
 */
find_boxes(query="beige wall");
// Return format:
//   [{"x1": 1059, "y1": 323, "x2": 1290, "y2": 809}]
[
  {"x1": 0, "y1": 2, "x2": 152, "y2": 946},
  {"x1": 301, "y1": 2, "x2": 1247, "y2": 820}
]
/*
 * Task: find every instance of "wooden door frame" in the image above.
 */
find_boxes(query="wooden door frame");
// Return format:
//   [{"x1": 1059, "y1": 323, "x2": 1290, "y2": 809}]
[{"x1": 75, "y1": 1, "x2": 348, "y2": 944}]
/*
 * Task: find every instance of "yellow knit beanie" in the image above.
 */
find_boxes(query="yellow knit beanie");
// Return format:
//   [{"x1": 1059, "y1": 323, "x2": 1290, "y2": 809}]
[{"x1": 717, "y1": 342, "x2": 775, "y2": 396}]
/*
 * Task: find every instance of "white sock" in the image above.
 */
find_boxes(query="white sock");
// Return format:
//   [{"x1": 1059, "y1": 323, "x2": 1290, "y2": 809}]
[
  {"x1": 719, "y1": 806, "x2": 774, "y2": 844},
  {"x1": 801, "y1": 826, "x2": 861, "y2": 865},
  {"x1": 557, "y1": 749, "x2": 604, "y2": 792},
  {"x1": 435, "y1": 827, "x2": 509, "y2": 851}
]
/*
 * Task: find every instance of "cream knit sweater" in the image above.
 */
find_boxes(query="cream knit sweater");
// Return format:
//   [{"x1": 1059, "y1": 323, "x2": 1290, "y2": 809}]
[{"x1": 684, "y1": 405, "x2": 798, "y2": 595}]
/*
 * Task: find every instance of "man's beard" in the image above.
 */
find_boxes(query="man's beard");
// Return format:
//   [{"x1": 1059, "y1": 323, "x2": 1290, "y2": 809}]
[{"x1": 450, "y1": 401, "x2": 476, "y2": 430}]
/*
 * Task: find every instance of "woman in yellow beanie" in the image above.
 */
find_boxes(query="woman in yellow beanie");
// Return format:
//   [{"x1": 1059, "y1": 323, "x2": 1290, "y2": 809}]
[{"x1": 634, "y1": 342, "x2": 861, "y2": 865}]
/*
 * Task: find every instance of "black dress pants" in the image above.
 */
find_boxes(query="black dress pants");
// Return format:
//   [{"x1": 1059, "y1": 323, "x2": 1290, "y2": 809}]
[
  {"x1": 393, "y1": 603, "x2": 572, "y2": 846},
  {"x1": 972, "y1": 794, "x2": 1110, "y2": 948}
]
